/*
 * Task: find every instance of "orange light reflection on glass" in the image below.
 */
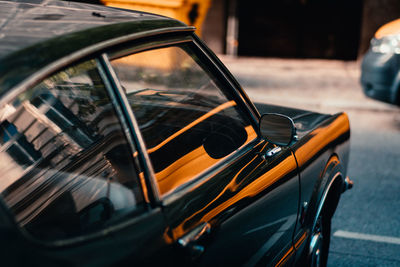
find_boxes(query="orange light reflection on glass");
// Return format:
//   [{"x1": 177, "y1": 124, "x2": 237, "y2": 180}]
[
  {"x1": 142, "y1": 100, "x2": 257, "y2": 196},
  {"x1": 155, "y1": 125, "x2": 257, "y2": 196},
  {"x1": 147, "y1": 101, "x2": 236, "y2": 154},
  {"x1": 156, "y1": 145, "x2": 219, "y2": 195}
]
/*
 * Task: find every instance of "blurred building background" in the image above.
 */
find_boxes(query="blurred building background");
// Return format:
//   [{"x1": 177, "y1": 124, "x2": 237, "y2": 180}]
[
  {"x1": 201, "y1": 0, "x2": 400, "y2": 60},
  {"x1": 82, "y1": 0, "x2": 400, "y2": 60}
]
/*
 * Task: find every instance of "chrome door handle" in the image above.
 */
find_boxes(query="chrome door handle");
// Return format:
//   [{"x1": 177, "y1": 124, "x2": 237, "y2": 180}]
[
  {"x1": 178, "y1": 222, "x2": 211, "y2": 260},
  {"x1": 178, "y1": 222, "x2": 211, "y2": 247},
  {"x1": 257, "y1": 146, "x2": 282, "y2": 161},
  {"x1": 265, "y1": 146, "x2": 282, "y2": 157}
]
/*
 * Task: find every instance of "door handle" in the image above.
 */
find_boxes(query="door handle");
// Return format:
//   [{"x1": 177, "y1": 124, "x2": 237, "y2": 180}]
[
  {"x1": 265, "y1": 146, "x2": 282, "y2": 157},
  {"x1": 178, "y1": 222, "x2": 211, "y2": 247},
  {"x1": 178, "y1": 222, "x2": 211, "y2": 259},
  {"x1": 257, "y1": 146, "x2": 282, "y2": 161}
]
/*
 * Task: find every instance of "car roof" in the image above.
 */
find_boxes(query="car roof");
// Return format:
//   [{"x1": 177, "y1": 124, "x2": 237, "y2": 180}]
[{"x1": 0, "y1": 0, "x2": 193, "y2": 97}]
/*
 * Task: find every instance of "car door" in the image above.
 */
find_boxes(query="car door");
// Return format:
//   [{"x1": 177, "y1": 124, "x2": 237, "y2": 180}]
[
  {"x1": 0, "y1": 58, "x2": 173, "y2": 266},
  {"x1": 108, "y1": 36, "x2": 301, "y2": 266}
]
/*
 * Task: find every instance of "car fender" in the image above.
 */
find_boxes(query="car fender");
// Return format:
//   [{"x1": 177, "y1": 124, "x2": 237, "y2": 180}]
[
  {"x1": 300, "y1": 154, "x2": 345, "y2": 232},
  {"x1": 312, "y1": 155, "x2": 344, "y2": 229}
]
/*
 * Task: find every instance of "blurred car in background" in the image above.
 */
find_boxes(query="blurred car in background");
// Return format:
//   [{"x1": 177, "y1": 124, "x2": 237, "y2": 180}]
[{"x1": 361, "y1": 18, "x2": 400, "y2": 105}]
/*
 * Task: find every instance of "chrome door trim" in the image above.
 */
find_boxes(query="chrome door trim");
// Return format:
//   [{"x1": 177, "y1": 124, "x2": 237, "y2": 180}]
[{"x1": 99, "y1": 53, "x2": 161, "y2": 205}]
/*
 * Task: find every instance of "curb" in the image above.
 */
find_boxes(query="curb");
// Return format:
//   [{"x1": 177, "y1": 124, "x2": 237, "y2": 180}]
[{"x1": 246, "y1": 93, "x2": 398, "y2": 113}]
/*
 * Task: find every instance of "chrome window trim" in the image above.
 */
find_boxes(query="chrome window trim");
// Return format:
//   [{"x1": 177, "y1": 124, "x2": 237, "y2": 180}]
[
  {"x1": 97, "y1": 56, "x2": 148, "y2": 205},
  {"x1": 191, "y1": 35, "x2": 261, "y2": 126},
  {"x1": 99, "y1": 53, "x2": 161, "y2": 205}
]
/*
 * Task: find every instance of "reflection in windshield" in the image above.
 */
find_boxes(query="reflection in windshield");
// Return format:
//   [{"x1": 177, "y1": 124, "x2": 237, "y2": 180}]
[{"x1": 112, "y1": 45, "x2": 257, "y2": 196}]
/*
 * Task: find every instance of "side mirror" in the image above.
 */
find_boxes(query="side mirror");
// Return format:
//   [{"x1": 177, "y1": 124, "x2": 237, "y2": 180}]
[{"x1": 259, "y1": 113, "x2": 296, "y2": 147}]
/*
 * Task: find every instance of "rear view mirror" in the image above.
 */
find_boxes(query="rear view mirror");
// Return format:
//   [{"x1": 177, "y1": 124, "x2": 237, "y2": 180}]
[{"x1": 259, "y1": 113, "x2": 296, "y2": 146}]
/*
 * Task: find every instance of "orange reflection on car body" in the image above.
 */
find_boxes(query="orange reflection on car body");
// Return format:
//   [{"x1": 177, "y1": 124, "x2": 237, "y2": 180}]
[
  {"x1": 270, "y1": 230, "x2": 307, "y2": 267},
  {"x1": 171, "y1": 153, "x2": 297, "y2": 239},
  {"x1": 170, "y1": 142, "x2": 267, "y2": 232},
  {"x1": 295, "y1": 113, "x2": 350, "y2": 167},
  {"x1": 198, "y1": 156, "x2": 296, "y2": 221},
  {"x1": 294, "y1": 232, "x2": 308, "y2": 249},
  {"x1": 274, "y1": 231, "x2": 307, "y2": 266},
  {"x1": 275, "y1": 246, "x2": 295, "y2": 267}
]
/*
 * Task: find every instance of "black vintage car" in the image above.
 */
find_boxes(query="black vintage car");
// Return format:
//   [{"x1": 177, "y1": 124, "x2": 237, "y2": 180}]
[{"x1": 0, "y1": 1, "x2": 352, "y2": 266}]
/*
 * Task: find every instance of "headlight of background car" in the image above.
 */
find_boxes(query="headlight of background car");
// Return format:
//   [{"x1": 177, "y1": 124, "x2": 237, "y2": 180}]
[{"x1": 371, "y1": 35, "x2": 400, "y2": 54}]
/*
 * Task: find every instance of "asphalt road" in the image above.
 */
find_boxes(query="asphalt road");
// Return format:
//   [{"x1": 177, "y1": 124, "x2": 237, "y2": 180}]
[
  {"x1": 220, "y1": 56, "x2": 400, "y2": 267},
  {"x1": 328, "y1": 110, "x2": 400, "y2": 266}
]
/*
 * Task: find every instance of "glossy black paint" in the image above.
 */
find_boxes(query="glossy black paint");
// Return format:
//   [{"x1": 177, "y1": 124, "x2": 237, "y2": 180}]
[
  {"x1": 163, "y1": 141, "x2": 300, "y2": 266},
  {"x1": 0, "y1": 1, "x2": 351, "y2": 266},
  {"x1": 0, "y1": 0, "x2": 192, "y2": 96}
]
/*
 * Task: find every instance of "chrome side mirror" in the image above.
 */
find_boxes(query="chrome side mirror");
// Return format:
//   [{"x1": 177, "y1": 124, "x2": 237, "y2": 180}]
[{"x1": 259, "y1": 113, "x2": 296, "y2": 147}]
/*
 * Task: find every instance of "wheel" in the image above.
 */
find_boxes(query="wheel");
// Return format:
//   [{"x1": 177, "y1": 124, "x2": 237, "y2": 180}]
[{"x1": 309, "y1": 211, "x2": 331, "y2": 267}]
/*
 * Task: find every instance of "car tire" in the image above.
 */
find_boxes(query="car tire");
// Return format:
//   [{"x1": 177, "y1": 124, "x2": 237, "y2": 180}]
[{"x1": 309, "y1": 209, "x2": 331, "y2": 267}]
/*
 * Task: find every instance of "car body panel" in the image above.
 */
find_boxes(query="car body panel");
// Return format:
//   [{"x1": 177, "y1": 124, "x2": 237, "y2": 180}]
[
  {"x1": 0, "y1": 206, "x2": 172, "y2": 266},
  {"x1": 0, "y1": 0, "x2": 171, "y2": 58},
  {"x1": 257, "y1": 103, "x2": 350, "y2": 264},
  {"x1": 162, "y1": 139, "x2": 300, "y2": 266}
]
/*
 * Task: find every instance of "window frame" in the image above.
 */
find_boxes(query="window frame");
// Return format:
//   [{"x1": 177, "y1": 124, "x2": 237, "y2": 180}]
[
  {"x1": 0, "y1": 57, "x2": 150, "y2": 247},
  {"x1": 106, "y1": 34, "x2": 263, "y2": 202}
]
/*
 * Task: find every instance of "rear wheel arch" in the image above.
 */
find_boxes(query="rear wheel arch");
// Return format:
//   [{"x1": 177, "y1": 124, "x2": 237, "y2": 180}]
[
  {"x1": 316, "y1": 155, "x2": 344, "y2": 225},
  {"x1": 307, "y1": 155, "x2": 345, "y2": 267}
]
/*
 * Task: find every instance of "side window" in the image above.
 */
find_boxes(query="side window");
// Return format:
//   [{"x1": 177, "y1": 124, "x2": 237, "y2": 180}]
[
  {"x1": 0, "y1": 60, "x2": 143, "y2": 241},
  {"x1": 111, "y1": 44, "x2": 257, "y2": 196}
]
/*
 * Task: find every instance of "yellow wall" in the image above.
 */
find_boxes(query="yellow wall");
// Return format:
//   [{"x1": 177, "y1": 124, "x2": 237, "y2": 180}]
[{"x1": 101, "y1": 0, "x2": 211, "y2": 36}]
